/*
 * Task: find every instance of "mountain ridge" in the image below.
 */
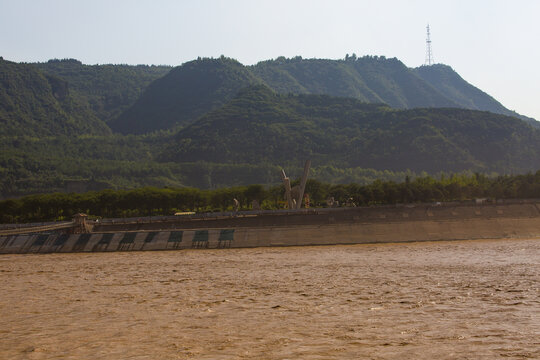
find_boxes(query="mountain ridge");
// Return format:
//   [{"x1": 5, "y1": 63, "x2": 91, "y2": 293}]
[
  {"x1": 414, "y1": 64, "x2": 535, "y2": 125},
  {"x1": 0, "y1": 58, "x2": 111, "y2": 137},
  {"x1": 162, "y1": 85, "x2": 540, "y2": 174},
  {"x1": 108, "y1": 55, "x2": 536, "y2": 134},
  {"x1": 2, "y1": 55, "x2": 540, "y2": 197},
  {"x1": 108, "y1": 57, "x2": 262, "y2": 134},
  {"x1": 33, "y1": 59, "x2": 171, "y2": 125}
]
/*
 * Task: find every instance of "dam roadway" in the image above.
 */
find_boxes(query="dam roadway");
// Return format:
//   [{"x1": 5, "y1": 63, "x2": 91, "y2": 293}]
[{"x1": 2, "y1": 200, "x2": 540, "y2": 254}]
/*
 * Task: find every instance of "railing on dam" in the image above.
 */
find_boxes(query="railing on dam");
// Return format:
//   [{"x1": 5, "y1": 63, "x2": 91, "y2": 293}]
[
  {"x1": 0, "y1": 213, "x2": 92, "y2": 236},
  {"x1": 3, "y1": 198, "x2": 540, "y2": 237},
  {"x1": 0, "y1": 222, "x2": 75, "y2": 236}
]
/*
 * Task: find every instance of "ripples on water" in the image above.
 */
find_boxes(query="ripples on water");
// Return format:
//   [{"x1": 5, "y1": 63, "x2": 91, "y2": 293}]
[{"x1": 0, "y1": 239, "x2": 538, "y2": 359}]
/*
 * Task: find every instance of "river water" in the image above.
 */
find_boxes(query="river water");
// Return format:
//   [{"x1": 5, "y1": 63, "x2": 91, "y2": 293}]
[{"x1": 0, "y1": 239, "x2": 538, "y2": 359}]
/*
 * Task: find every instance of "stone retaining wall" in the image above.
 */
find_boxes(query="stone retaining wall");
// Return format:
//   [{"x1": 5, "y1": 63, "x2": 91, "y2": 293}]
[{"x1": 2, "y1": 213, "x2": 540, "y2": 254}]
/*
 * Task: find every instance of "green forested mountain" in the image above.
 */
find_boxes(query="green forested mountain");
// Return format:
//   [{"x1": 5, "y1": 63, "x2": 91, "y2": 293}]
[
  {"x1": 2, "y1": 85, "x2": 539, "y2": 198},
  {"x1": 253, "y1": 56, "x2": 536, "y2": 124},
  {"x1": 414, "y1": 64, "x2": 537, "y2": 126},
  {"x1": 34, "y1": 59, "x2": 171, "y2": 124},
  {"x1": 3, "y1": 55, "x2": 535, "y2": 136},
  {"x1": 2, "y1": 55, "x2": 540, "y2": 199},
  {"x1": 251, "y1": 56, "x2": 458, "y2": 108},
  {"x1": 111, "y1": 55, "x2": 535, "y2": 134},
  {"x1": 0, "y1": 58, "x2": 110, "y2": 136},
  {"x1": 0, "y1": 132, "x2": 293, "y2": 198},
  {"x1": 108, "y1": 57, "x2": 262, "y2": 134},
  {"x1": 164, "y1": 85, "x2": 540, "y2": 173}
]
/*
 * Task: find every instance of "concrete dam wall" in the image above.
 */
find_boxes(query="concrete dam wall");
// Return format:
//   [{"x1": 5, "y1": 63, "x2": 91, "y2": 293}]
[{"x1": 2, "y1": 202, "x2": 540, "y2": 254}]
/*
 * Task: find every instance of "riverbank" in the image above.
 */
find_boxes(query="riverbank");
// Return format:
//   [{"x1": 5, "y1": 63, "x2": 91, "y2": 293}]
[{"x1": 2, "y1": 201, "x2": 540, "y2": 254}]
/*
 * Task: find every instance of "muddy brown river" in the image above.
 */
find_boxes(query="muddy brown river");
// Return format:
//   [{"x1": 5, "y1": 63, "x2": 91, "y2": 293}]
[{"x1": 1, "y1": 239, "x2": 538, "y2": 359}]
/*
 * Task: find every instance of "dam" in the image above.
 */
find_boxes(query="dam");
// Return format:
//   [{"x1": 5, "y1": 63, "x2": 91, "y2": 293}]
[{"x1": 1, "y1": 200, "x2": 540, "y2": 254}]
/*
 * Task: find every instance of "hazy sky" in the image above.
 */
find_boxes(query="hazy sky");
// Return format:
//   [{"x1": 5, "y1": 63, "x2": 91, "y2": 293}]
[{"x1": 1, "y1": 0, "x2": 539, "y2": 120}]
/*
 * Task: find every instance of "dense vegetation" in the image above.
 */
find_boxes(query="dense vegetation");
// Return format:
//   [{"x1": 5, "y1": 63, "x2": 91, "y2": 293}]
[
  {"x1": 165, "y1": 85, "x2": 540, "y2": 173},
  {"x1": 414, "y1": 64, "x2": 536, "y2": 125},
  {"x1": 0, "y1": 58, "x2": 110, "y2": 137},
  {"x1": 3, "y1": 83, "x2": 540, "y2": 199},
  {"x1": 109, "y1": 57, "x2": 263, "y2": 134},
  {"x1": 110, "y1": 55, "x2": 536, "y2": 134},
  {"x1": 34, "y1": 59, "x2": 171, "y2": 124},
  {"x1": 252, "y1": 56, "x2": 457, "y2": 108},
  {"x1": 2, "y1": 55, "x2": 540, "y2": 199},
  {"x1": 3, "y1": 171, "x2": 540, "y2": 223},
  {"x1": 2, "y1": 55, "x2": 535, "y2": 137},
  {"x1": 0, "y1": 132, "x2": 414, "y2": 198}
]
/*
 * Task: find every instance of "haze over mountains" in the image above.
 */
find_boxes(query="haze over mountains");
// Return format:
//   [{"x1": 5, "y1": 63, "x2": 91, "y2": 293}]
[{"x1": 1, "y1": 55, "x2": 539, "y2": 198}]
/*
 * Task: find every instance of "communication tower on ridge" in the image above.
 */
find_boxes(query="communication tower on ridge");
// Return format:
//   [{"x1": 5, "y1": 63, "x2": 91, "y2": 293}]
[{"x1": 425, "y1": 24, "x2": 434, "y2": 66}]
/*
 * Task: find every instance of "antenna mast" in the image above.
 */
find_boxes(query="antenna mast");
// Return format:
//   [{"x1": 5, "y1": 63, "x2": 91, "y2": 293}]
[{"x1": 425, "y1": 24, "x2": 434, "y2": 66}]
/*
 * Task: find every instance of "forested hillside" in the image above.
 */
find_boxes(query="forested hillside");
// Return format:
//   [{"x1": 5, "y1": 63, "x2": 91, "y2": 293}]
[
  {"x1": 414, "y1": 64, "x2": 536, "y2": 126},
  {"x1": 164, "y1": 86, "x2": 540, "y2": 173},
  {"x1": 1, "y1": 55, "x2": 533, "y2": 136},
  {"x1": 251, "y1": 56, "x2": 458, "y2": 108},
  {"x1": 2, "y1": 55, "x2": 540, "y2": 199},
  {"x1": 255, "y1": 56, "x2": 536, "y2": 125},
  {"x1": 0, "y1": 58, "x2": 110, "y2": 136},
  {"x1": 111, "y1": 55, "x2": 536, "y2": 134},
  {"x1": 0, "y1": 131, "x2": 412, "y2": 199},
  {"x1": 108, "y1": 57, "x2": 262, "y2": 134},
  {"x1": 34, "y1": 59, "x2": 171, "y2": 124}
]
